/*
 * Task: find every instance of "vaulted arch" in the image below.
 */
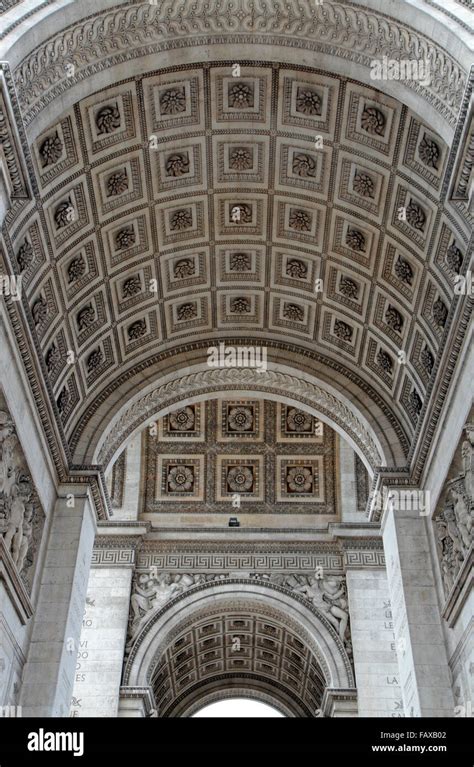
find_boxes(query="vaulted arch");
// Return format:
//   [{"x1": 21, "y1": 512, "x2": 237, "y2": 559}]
[{"x1": 124, "y1": 580, "x2": 355, "y2": 717}]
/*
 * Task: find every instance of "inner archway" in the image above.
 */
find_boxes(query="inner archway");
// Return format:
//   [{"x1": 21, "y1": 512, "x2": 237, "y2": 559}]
[
  {"x1": 123, "y1": 580, "x2": 356, "y2": 717},
  {"x1": 191, "y1": 698, "x2": 285, "y2": 717}
]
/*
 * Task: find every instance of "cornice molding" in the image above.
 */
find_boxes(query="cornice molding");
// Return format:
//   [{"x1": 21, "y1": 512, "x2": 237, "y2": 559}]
[{"x1": 12, "y1": 1, "x2": 466, "y2": 130}]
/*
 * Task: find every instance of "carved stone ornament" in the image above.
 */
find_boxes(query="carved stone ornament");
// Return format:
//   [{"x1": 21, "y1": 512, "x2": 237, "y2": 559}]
[
  {"x1": 353, "y1": 172, "x2": 375, "y2": 198},
  {"x1": 127, "y1": 319, "x2": 147, "y2": 340},
  {"x1": 169, "y1": 407, "x2": 195, "y2": 431},
  {"x1": 0, "y1": 398, "x2": 45, "y2": 592},
  {"x1": 230, "y1": 204, "x2": 252, "y2": 224},
  {"x1": 45, "y1": 344, "x2": 61, "y2": 373},
  {"x1": 96, "y1": 103, "x2": 121, "y2": 134},
  {"x1": 32, "y1": 295, "x2": 47, "y2": 326},
  {"x1": 435, "y1": 426, "x2": 473, "y2": 597},
  {"x1": 165, "y1": 152, "x2": 190, "y2": 177},
  {"x1": 54, "y1": 199, "x2": 75, "y2": 229},
  {"x1": 39, "y1": 131, "x2": 62, "y2": 167},
  {"x1": 227, "y1": 465, "x2": 254, "y2": 492},
  {"x1": 228, "y1": 83, "x2": 254, "y2": 109},
  {"x1": 405, "y1": 200, "x2": 426, "y2": 231},
  {"x1": 433, "y1": 297, "x2": 448, "y2": 329},
  {"x1": 67, "y1": 254, "x2": 86, "y2": 284},
  {"x1": 77, "y1": 304, "x2": 96, "y2": 331},
  {"x1": 295, "y1": 87, "x2": 321, "y2": 116},
  {"x1": 160, "y1": 88, "x2": 186, "y2": 115},
  {"x1": 408, "y1": 388, "x2": 422, "y2": 417},
  {"x1": 286, "y1": 466, "x2": 313, "y2": 492},
  {"x1": 385, "y1": 305, "x2": 404, "y2": 333},
  {"x1": 128, "y1": 571, "x2": 206, "y2": 643},
  {"x1": 177, "y1": 302, "x2": 198, "y2": 321},
  {"x1": 229, "y1": 147, "x2": 253, "y2": 170},
  {"x1": 229, "y1": 252, "x2": 251, "y2": 271},
  {"x1": 445, "y1": 243, "x2": 463, "y2": 273},
  {"x1": 122, "y1": 276, "x2": 142, "y2": 299},
  {"x1": 286, "y1": 408, "x2": 312, "y2": 432},
  {"x1": 339, "y1": 276, "x2": 359, "y2": 299},
  {"x1": 97, "y1": 367, "x2": 383, "y2": 469},
  {"x1": 333, "y1": 319, "x2": 353, "y2": 342},
  {"x1": 376, "y1": 349, "x2": 393, "y2": 374},
  {"x1": 87, "y1": 348, "x2": 103, "y2": 373},
  {"x1": 418, "y1": 135, "x2": 440, "y2": 169},
  {"x1": 227, "y1": 406, "x2": 253, "y2": 432},
  {"x1": 167, "y1": 465, "x2": 194, "y2": 492},
  {"x1": 230, "y1": 297, "x2": 251, "y2": 314},
  {"x1": 394, "y1": 255, "x2": 413, "y2": 285},
  {"x1": 126, "y1": 569, "x2": 352, "y2": 658},
  {"x1": 115, "y1": 226, "x2": 136, "y2": 250},
  {"x1": 292, "y1": 153, "x2": 316, "y2": 177},
  {"x1": 283, "y1": 303, "x2": 304, "y2": 322},
  {"x1": 16, "y1": 239, "x2": 33, "y2": 273},
  {"x1": 170, "y1": 208, "x2": 193, "y2": 230},
  {"x1": 288, "y1": 208, "x2": 311, "y2": 231},
  {"x1": 286, "y1": 259, "x2": 308, "y2": 279},
  {"x1": 57, "y1": 386, "x2": 71, "y2": 415},
  {"x1": 173, "y1": 258, "x2": 195, "y2": 278},
  {"x1": 345, "y1": 228, "x2": 366, "y2": 252},
  {"x1": 106, "y1": 169, "x2": 128, "y2": 197},
  {"x1": 360, "y1": 106, "x2": 386, "y2": 136},
  {"x1": 420, "y1": 346, "x2": 434, "y2": 374}
]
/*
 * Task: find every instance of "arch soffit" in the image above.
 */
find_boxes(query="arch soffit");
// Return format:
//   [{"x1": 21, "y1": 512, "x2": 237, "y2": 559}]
[{"x1": 124, "y1": 580, "x2": 355, "y2": 692}]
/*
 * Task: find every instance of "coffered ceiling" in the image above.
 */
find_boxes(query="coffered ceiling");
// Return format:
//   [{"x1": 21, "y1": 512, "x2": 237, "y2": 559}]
[
  {"x1": 150, "y1": 607, "x2": 326, "y2": 717},
  {"x1": 4, "y1": 62, "x2": 470, "y2": 466},
  {"x1": 138, "y1": 398, "x2": 351, "y2": 519}
]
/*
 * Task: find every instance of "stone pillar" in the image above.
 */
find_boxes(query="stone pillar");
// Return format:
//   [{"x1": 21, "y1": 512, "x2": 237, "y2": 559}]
[
  {"x1": 20, "y1": 485, "x2": 96, "y2": 717},
  {"x1": 107, "y1": 439, "x2": 142, "y2": 520},
  {"x1": 382, "y1": 492, "x2": 455, "y2": 717},
  {"x1": 344, "y1": 543, "x2": 404, "y2": 717},
  {"x1": 70, "y1": 526, "x2": 145, "y2": 717},
  {"x1": 119, "y1": 439, "x2": 142, "y2": 520},
  {"x1": 338, "y1": 439, "x2": 359, "y2": 521}
]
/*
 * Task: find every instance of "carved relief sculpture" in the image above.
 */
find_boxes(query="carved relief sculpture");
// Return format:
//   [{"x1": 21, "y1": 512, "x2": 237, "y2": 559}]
[
  {"x1": 435, "y1": 423, "x2": 474, "y2": 597},
  {"x1": 0, "y1": 398, "x2": 44, "y2": 591}
]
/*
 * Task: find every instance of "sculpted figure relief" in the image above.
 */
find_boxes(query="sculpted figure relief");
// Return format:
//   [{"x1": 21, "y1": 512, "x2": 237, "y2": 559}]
[
  {"x1": 129, "y1": 571, "x2": 205, "y2": 641},
  {"x1": 127, "y1": 568, "x2": 353, "y2": 655},
  {"x1": 435, "y1": 424, "x2": 474, "y2": 596},
  {"x1": 293, "y1": 574, "x2": 349, "y2": 644},
  {"x1": 0, "y1": 408, "x2": 40, "y2": 583}
]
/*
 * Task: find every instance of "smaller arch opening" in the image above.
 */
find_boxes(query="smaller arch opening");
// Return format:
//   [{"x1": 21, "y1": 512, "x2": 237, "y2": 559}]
[{"x1": 192, "y1": 698, "x2": 285, "y2": 717}]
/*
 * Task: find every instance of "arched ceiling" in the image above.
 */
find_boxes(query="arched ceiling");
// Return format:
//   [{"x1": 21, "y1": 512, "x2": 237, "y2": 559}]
[
  {"x1": 0, "y1": 1, "x2": 472, "y2": 484},
  {"x1": 6, "y1": 63, "x2": 468, "y2": 464},
  {"x1": 149, "y1": 608, "x2": 327, "y2": 717}
]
